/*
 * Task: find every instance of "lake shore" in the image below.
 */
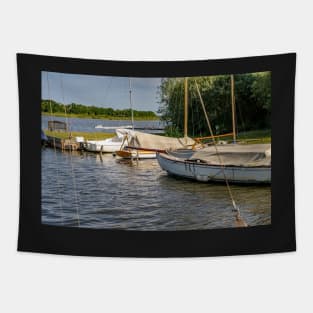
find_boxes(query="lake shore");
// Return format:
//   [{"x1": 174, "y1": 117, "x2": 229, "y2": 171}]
[
  {"x1": 42, "y1": 112, "x2": 160, "y2": 121},
  {"x1": 44, "y1": 129, "x2": 271, "y2": 143},
  {"x1": 45, "y1": 130, "x2": 114, "y2": 140}
]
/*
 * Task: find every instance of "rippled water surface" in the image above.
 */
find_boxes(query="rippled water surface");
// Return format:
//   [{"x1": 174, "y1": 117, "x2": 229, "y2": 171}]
[{"x1": 41, "y1": 148, "x2": 271, "y2": 230}]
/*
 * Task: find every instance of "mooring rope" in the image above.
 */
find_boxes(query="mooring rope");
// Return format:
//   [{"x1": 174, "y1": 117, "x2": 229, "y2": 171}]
[
  {"x1": 194, "y1": 80, "x2": 247, "y2": 227},
  {"x1": 46, "y1": 72, "x2": 65, "y2": 225}
]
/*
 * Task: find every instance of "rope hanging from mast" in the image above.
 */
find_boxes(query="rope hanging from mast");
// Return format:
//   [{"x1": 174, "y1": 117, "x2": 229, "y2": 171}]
[
  {"x1": 194, "y1": 80, "x2": 247, "y2": 227},
  {"x1": 184, "y1": 77, "x2": 188, "y2": 139},
  {"x1": 231, "y1": 74, "x2": 237, "y2": 143}
]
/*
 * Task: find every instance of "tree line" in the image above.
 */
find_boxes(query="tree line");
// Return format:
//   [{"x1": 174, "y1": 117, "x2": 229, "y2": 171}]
[
  {"x1": 41, "y1": 100, "x2": 157, "y2": 119},
  {"x1": 158, "y1": 72, "x2": 271, "y2": 137}
]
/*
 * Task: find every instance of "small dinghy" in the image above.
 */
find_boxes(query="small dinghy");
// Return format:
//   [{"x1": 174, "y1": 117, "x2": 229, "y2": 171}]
[
  {"x1": 157, "y1": 144, "x2": 271, "y2": 184},
  {"x1": 84, "y1": 129, "x2": 130, "y2": 153}
]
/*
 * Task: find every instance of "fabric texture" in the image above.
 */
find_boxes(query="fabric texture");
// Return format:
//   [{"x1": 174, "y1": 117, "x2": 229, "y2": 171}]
[
  {"x1": 124, "y1": 130, "x2": 195, "y2": 150},
  {"x1": 189, "y1": 144, "x2": 271, "y2": 167},
  {"x1": 17, "y1": 53, "x2": 296, "y2": 257}
]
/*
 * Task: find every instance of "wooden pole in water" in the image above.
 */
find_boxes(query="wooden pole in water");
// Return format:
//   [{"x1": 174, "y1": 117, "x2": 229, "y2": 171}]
[
  {"x1": 231, "y1": 74, "x2": 236, "y2": 143},
  {"x1": 100, "y1": 145, "x2": 103, "y2": 162},
  {"x1": 184, "y1": 77, "x2": 188, "y2": 139}
]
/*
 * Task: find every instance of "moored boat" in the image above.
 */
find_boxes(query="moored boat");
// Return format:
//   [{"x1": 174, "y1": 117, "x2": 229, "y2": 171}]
[
  {"x1": 84, "y1": 128, "x2": 129, "y2": 153},
  {"x1": 156, "y1": 77, "x2": 271, "y2": 185},
  {"x1": 157, "y1": 144, "x2": 271, "y2": 184},
  {"x1": 115, "y1": 77, "x2": 195, "y2": 159},
  {"x1": 115, "y1": 148, "x2": 156, "y2": 159},
  {"x1": 115, "y1": 130, "x2": 195, "y2": 159}
]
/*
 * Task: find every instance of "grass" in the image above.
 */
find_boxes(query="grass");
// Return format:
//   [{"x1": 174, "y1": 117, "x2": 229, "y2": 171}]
[
  {"x1": 45, "y1": 130, "x2": 114, "y2": 140},
  {"x1": 44, "y1": 129, "x2": 271, "y2": 143},
  {"x1": 42, "y1": 112, "x2": 160, "y2": 121},
  {"x1": 199, "y1": 129, "x2": 271, "y2": 144},
  {"x1": 236, "y1": 129, "x2": 271, "y2": 143}
]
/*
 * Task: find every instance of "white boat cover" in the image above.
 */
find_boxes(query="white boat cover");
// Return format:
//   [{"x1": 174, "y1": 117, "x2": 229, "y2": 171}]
[
  {"x1": 120, "y1": 129, "x2": 195, "y2": 150},
  {"x1": 189, "y1": 144, "x2": 271, "y2": 167}
]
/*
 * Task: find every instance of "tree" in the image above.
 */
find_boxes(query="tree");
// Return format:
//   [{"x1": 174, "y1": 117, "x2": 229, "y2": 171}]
[
  {"x1": 158, "y1": 72, "x2": 271, "y2": 137},
  {"x1": 41, "y1": 100, "x2": 158, "y2": 119}
]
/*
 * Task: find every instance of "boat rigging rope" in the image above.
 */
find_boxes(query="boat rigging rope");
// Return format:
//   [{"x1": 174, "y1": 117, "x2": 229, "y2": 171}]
[
  {"x1": 46, "y1": 72, "x2": 65, "y2": 225},
  {"x1": 194, "y1": 80, "x2": 247, "y2": 227},
  {"x1": 60, "y1": 74, "x2": 81, "y2": 227}
]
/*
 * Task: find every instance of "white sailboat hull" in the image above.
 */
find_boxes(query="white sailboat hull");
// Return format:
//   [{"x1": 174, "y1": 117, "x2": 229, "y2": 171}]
[
  {"x1": 85, "y1": 139, "x2": 124, "y2": 153},
  {"x1": 115, "y1": 149, "x2": 156, "y2": 159},
  {"x1": 156, "y1": 153, "x2": 271, "y2": 184}
]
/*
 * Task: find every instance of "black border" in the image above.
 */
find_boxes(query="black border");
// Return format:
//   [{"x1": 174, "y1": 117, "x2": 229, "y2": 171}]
[{"x1": 17, "y1": 53, "x2": 296, "y2": 257}]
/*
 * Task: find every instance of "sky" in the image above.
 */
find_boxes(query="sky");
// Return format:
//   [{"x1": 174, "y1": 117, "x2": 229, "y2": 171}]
[{"x1": 41, "y1": 71, "x2": 162, "y2": 112}]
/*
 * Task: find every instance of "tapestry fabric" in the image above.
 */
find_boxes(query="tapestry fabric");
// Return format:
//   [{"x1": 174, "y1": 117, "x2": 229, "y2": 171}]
[{"x1": 17, "y1": 53, "x2": 296, "y2": 257}]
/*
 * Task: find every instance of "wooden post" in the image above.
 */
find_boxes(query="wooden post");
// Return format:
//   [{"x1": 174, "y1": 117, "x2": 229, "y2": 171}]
[
  {"x1": 231, "y1": 75, "x2": 236, "y2": 143},
  {"x1": 99, "y1": 145, "x2": 103, "y2": 162},
  {"x1": 184, "y1": 77, "x2": 188, "y2": 139}
]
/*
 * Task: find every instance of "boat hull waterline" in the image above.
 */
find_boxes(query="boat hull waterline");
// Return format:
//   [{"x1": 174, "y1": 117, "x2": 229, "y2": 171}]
[
  {"x1": 115, "y1": 149, "x2": 156, "y2": 159},
  {"x1": 156, "y1": 153, "x2": 271, "y2": 184},
  {"x1": 84, "y1": 129, "x2": 131, "y2": 153},
  {"x1": 85, "y1": 140, "x2": 123, "y2": 153}
]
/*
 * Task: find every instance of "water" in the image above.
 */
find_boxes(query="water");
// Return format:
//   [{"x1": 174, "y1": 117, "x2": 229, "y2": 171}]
[
  {"x1": 41, "y1": 115, "x2": 165, "y2": 134},
  {"x1": 41, "y1": 148, "x2": 271, "y2": 230}
]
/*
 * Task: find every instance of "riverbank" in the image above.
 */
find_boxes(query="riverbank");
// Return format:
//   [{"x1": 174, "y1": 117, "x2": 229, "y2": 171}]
[
  {"x1": 45, "y1": 130, "x2": 114, "y2": 140},
  {"x1": 44, "y1": 129, "x2": 271, "y2": 143},
  {"x1": 226, "y1": 129, "x2": 271, "y2": 144},
  {"x1": 42, "y1": 112, "x2": 160, "y2": 121}
]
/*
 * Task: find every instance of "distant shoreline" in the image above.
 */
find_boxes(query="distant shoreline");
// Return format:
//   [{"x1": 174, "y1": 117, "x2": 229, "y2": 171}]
[{"x1": 42, "y1": 112, "x2": 160, "y2": 121}]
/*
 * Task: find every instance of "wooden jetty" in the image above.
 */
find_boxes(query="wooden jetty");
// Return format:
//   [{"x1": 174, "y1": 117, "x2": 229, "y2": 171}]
[
  {"x1": 48, "y1": 120, "x2": 68, "y2": 132},
  {"x1": 47, "y1": 136, "x2": 81, "y2": 151},
  {"x1": 45, "y1": 120, "x2": 82, "y2": 151}
]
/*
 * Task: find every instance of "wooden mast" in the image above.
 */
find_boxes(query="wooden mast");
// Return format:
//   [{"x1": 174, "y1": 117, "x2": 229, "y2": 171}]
[
  {"x1": 231, "y1": 74, "x2": 236, "y2": 143},
  {"x1": 184, "y1": 77, "x2": 188, "y2": 138}
]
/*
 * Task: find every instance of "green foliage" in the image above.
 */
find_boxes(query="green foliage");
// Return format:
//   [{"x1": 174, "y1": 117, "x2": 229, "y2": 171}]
[
  {"x1": 164, "y1": 125, "x2": 183, "y2": 137},
  {"x1": 41, "y1": 100, "x2": 158, "y2": 120},
  {"x1": 158, "y1": 72, "x2": 271, "y2": 137}
]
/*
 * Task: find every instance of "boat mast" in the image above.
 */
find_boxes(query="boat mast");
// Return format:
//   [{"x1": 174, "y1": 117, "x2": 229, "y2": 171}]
[
  {"x1": 184, "y1": 77, "x2": 188, "y2": 139},
  {"x1": 129, "y1": 78, "x2": 134, "y2": 130},
  {"x1": 231, "y1": 74, "x2": 236, "y2": 143}
]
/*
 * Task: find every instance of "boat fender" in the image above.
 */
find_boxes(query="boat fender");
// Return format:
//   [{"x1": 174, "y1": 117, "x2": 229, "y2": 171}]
[{"x1": 195, "y1": 175, "x2": 209, "y2": 182}]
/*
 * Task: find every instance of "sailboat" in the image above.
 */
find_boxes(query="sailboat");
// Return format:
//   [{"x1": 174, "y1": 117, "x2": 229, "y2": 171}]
[
  {"x1": 156, "y1": 76, "x2": 271, "y2": 184},
  {"x1": 84, "y1": 128, "x2": 131, "y2": 153},
  {"x1": 157, "y1": 143, "x2": 271, "y2": 183},
  {"x1": 84, "y1": 79, "x2": 137, "y2": 153},
  {"x1": 115, "y1": 78, "x2": 195, "y2": 159},
  {"x1": 115, "y1": 129, "x2": 195, "y2": 159}
]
